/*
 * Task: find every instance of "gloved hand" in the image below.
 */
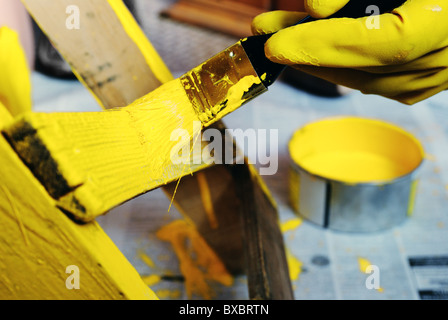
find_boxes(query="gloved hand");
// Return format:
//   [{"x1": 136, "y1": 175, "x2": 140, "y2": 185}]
[{"x1": 251, "y1": 0, "x2": 448, "y2": 105}]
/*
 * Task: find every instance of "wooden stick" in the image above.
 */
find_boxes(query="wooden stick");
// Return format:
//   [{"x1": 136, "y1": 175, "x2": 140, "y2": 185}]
[
  {"x1": 22, "y1": 0, "x2": 293, "y2": 299},
  {"x1": 0, "y1": 105, "x2": 157, "y2": 300},
  {"x1": 22, "y1": 0, "x2": 172, "y2": 109},
  {"x1": 3, "y1": 83, "x2": 210, "y2": 222},
  {"x1": 231, "y1": 163, "x2": 294, "y2": 300}
]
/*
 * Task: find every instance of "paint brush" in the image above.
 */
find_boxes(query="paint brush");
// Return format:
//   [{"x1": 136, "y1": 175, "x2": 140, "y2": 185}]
[
  {"x1": 174, "y1": 0, "x2": 406, "y2": 127},
  {"x1": 3, "y1": 0, "x2": 405, "y2": 223}
]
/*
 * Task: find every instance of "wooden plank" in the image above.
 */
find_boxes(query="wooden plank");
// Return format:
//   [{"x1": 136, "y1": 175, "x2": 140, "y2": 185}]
[
  {"x1": 21, "y1": 0, "x2": 172, "y2": 109},
  {"x1": 3, "y1": 96, "x2": 211, "y2": 222},
  {"x1": 230, "y1": 163, "x2": 294, "y2": 300},
  {"x1": 0, "y1": 106, "x2": 157, "y2": 300},
  {"x1": 162, "y1": 0, "x2": 270, "y2": 38}
]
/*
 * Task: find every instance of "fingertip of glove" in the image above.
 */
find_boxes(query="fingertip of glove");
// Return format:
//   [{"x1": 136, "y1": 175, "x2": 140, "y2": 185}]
[
  {"x1": 264, "y1": 27, "x2": 323, "y2": 67},
  {"x1": 263, "y1": 30, "x2": 291, "y2": 64},
  {"x1": 304, "y1": 0, "x2": 350, "y2": 18},
  {"x1": 251, "y1": 11, "x2": 308, "y2": 35},
  {"x1": 251, "y1": 12, "x2": 271, "y2": 35}
]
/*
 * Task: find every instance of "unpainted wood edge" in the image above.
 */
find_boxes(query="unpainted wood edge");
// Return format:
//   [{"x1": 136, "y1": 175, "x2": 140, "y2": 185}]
[
  {"x1": 1, "y1": 118, "x2": 95, "y2": 223},
  {"x1": 2, "y1": 119, "x2": 75, "y2": 200}
]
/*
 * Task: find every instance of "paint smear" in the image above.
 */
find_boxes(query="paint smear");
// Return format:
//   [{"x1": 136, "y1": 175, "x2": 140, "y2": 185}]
[
  {"x1": 358, "y1": 257, "x2": 372, "y2": 273},
  {"x1": 281, "y1": 217, "x2": 303, "y2": 233},
  {"x1": 358, "y1": 257, "x2": 384, "y2": 293},
  {"x1": 286, "y1": 248, "x2": 303, "y2": 281},
  {"x1": 156, "y1": 219, "x2": 233, "y2": 300},
  {"x1": 141, "y1": 274, "x2": 161, "y2": 287},
  {"x1": 138, "y1": 251, "x2": 155, "y2": 268},
  {"x1": 280, "y1": 218, "x2": 303, "y2": 281},
  {"x1": 156, "y1": 289, "x2": 182, "y2": 299},
  {"x1": 219, "y1": 75, "x2": 261, "y2": 115},
  {"x1": 407, "y1": 179, "x2": 419, "y2": 216}
]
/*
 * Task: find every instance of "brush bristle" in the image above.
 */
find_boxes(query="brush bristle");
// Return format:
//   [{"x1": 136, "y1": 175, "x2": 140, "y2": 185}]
[
  {"x1": 4, "y1": 78, "x2": 207, "y2": 221},
  {"x1": 121, "y1": 78, "x2": 204, "y2": 179}
]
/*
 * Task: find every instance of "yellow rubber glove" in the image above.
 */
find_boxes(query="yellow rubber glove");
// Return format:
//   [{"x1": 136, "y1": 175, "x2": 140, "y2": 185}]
[
  {"x1": 0, "y1": 26, "x2": 32, "y2": 117},
  {"x1": 252, "y1": 0, "x2": 448, "y2": 105}
]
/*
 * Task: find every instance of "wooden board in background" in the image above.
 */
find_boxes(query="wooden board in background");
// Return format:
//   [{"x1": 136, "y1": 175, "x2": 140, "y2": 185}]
[
  {"x1": 161, "y1": 0, "x2": 272, "y2": 38},
  {"x1": 18, "y1": 0, "x2": 293, "y2": 299}
]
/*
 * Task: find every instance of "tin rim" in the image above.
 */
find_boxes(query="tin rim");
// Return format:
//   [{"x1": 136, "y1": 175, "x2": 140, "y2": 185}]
[{"x1": 287, "y1": 116, "x2": 425, "y2": 187}]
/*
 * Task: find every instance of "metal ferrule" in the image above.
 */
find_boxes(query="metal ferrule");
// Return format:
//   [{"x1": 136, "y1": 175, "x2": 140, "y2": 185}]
[{"x1": 180, "y1": 41, "x2": 267, "y2": 127}]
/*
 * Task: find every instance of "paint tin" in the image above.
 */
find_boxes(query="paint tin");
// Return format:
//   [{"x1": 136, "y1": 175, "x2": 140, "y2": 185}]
[{"x1": 288, "y1": 116, "x2": 424, "y2": 232}]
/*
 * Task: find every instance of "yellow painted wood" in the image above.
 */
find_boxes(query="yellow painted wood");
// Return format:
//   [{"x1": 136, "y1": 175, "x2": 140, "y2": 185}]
[
  {"x1": 0, "y1": 26, "x2": 31, "y2": 117},
  {"x1": 0, "y1": 102, "x2": 13, "y2": 127},
  {"x1": 0, "y1": 107, "x2": 157, "y2": 300},
  {"x1": 18, "y1": 0, "x2": 283, "y2": 287},
  {"x1": 0, "y1": 9, "x2": 156, "y2": 300},
  {"x1": 3, "y1": 81, "x2": 211, "y2": 222},
  {"x1": 15, "y1": 0, "x2": 210, "y2": 222}
]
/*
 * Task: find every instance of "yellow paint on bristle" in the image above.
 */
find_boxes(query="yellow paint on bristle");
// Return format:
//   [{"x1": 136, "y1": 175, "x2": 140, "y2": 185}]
[
  {"x1": 120, "y1": 78, "x2": 203, "y2": 177},
  {"x1": 156, "y1": 220, "x2": 233, "y2": 300},
  {"x1": 0, "y1": 27, "x2": 32, "y2": 117},
  {"x1": 5, "y1": 77, "x2": 206, "y2": 221},
  {"x1": 122, "y1": 80, "x2": 205, "y2": 211}
]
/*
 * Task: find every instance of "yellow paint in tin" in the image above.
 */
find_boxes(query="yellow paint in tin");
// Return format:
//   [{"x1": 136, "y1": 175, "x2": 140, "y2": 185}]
[{"x1": 289, "y1": 117, "x2": 424, "y2": 184}]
